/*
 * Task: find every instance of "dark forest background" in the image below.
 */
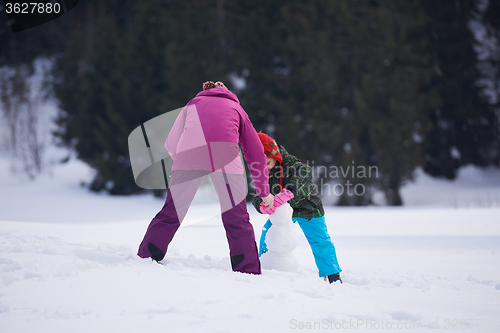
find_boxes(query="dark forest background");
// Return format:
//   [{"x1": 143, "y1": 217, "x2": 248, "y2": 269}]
[{"x1": 1, "y1": 0, "x2": 499, "y2": 205}]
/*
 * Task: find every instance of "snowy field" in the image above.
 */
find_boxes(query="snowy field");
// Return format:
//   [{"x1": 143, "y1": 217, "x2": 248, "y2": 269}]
[{"x1": 1, "y1": 156, "x2": 500, "y2": 333}]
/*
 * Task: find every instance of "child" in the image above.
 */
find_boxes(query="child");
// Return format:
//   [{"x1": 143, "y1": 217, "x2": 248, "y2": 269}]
[{"x1": 252, "y1": 132, "x2": 342, "y2": 283}]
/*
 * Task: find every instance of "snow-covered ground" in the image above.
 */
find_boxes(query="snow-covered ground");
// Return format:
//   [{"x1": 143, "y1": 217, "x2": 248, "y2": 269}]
[{"x1": 1, "y1": 156, "x2": 500, "y2": 333}]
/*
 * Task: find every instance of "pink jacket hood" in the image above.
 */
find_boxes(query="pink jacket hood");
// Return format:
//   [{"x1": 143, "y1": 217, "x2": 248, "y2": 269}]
[{"x1": 195, "y1": 87, "x2": 240, "y2": 104}]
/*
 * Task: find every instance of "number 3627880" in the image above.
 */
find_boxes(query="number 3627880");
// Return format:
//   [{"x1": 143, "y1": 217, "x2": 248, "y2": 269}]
[{"x1": 5, "y1": 2, "x2": 62, "y2": 14}]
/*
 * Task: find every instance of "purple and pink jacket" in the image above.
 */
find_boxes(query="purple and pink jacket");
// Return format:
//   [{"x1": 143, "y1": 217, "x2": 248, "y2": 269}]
[{"x1": 165, "y1": 87, "x2": 270, "y2": 197}]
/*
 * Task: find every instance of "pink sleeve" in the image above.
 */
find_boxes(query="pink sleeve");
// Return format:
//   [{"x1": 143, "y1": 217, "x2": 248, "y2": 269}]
[
  {"x1": 165, "y1": 107, "x2": 187, "y2": 158},
  {"x1": 239, "y1": 115, "x2": 270, "y2": 197}
]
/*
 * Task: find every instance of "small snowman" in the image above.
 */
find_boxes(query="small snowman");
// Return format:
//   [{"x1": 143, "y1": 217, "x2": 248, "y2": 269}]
[{"x1": 259, "y1": 189, "x2": 299, "y2": 272}]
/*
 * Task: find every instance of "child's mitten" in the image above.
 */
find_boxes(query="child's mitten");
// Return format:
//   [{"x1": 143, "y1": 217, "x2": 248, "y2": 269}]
[{"x1": 259, "y1": 188, "x2": 294, "y2": 214}]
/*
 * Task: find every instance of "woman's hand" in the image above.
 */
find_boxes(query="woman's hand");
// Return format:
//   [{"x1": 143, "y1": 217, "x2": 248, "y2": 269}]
[{"x1": 260, "y1": 194, "x2": 274, "y2": 210}]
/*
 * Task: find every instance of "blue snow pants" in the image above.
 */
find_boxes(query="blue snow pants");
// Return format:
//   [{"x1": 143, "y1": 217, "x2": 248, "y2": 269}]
[{"x1": 259, "y1": 216, "x2": 341, "y2": 277}]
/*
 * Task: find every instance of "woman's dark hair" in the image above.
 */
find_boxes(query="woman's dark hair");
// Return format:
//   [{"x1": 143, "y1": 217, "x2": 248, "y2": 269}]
[
  {"x1": 203, "y1": 81, "x2": 226, "y2": 90},
  {"x1": 203, "y1": 81, "x2": 216, "y2": 90}
]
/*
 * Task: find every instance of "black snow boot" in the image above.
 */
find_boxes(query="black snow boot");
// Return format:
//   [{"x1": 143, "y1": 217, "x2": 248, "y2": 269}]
[
  {"x1": 148, "y1": 242, "x2": 165, "y2": 262},
  {"x1": 327, "y1": 273, "x2": 342, "y2": 284}
]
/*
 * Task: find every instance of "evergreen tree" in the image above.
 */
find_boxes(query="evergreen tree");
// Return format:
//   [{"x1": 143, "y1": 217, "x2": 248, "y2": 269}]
[
  {"x1": 352, "y1": 1, "x2": 435, "y2": 205},
  {"x1": 0, "y1": 5, "x2": 68, "y2": 66},
  {"x1": 54, "y1": 1, "x2": 170, "y2": 194},
  {"x1": 238, "y1": 0, "x2": 435, "y2": 205},
  {"x1": 53, "y1": 0, "x2": 237, "y2": 194},
  {"x1": 479, "y1": 0, "x2": 500, "y2": 165},
  {"x1": 422, "y1": 0, "x2": 499, "y2": 179}
]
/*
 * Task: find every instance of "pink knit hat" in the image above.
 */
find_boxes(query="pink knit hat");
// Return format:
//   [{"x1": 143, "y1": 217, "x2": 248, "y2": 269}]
[{"x1": 259, "y1": 188, "x2": 294, "y2": 214}]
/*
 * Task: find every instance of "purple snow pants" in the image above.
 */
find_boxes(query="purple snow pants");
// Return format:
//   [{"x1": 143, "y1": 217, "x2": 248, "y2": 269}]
[{"x1": 137, "y1": 170, "x2": 261, "y2": 274}]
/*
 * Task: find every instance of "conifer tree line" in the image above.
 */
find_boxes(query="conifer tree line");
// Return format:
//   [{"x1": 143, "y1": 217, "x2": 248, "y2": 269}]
[{"x1": 0, "y1": 0, "x2": 498, "y2": 205}]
